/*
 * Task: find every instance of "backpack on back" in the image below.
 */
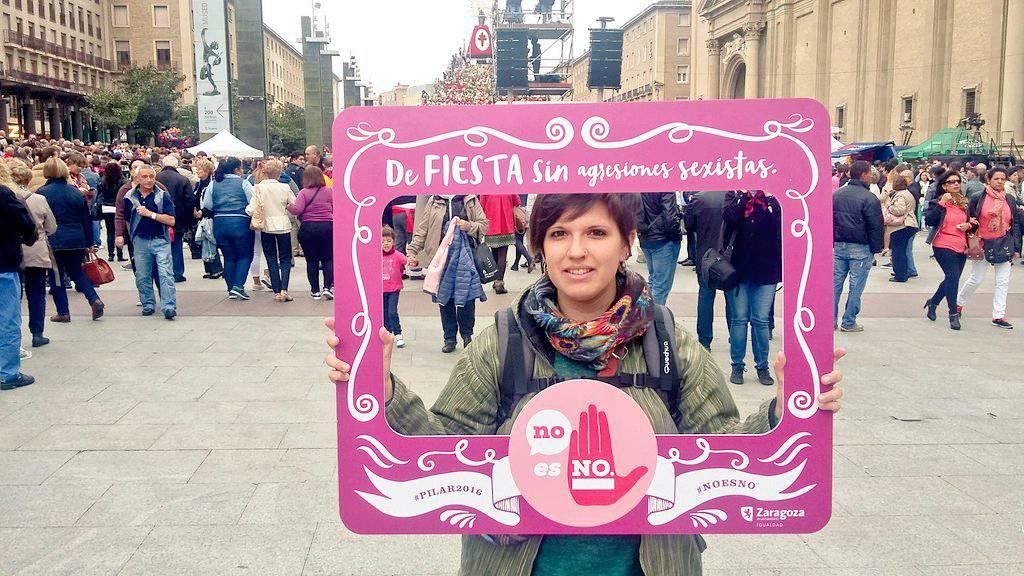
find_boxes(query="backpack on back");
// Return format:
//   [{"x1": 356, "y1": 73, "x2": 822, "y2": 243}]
[{"x1": 494, "y1": 305, "x2": 684, "y2": 428}]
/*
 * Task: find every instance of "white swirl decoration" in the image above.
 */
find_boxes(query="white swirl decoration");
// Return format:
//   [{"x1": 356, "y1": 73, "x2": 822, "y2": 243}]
[
  {"x1": 667, "y1": 438, "x2": 750, "y2": 470},
  {"x1": 341, "y1": 117, "x2": 574, "y2": 421},
  {"x1": 440, "y1": 510, "x2": 478, "y2": 529},
  {"x1": 578, "y1": 113, "x2": 823, "y2": 418},
  {"x1": 417, "y1": 439, "x2": 499, "y2": 472},
  {"x1": 356, "y1": 435, "x2": 410, "y2": 469},
  {"x1": 690, "y1": 509, "x2": 727, "y2": 529},
  {"x1": 757, "y1": 432, "x2": 812, "y2": 467}
]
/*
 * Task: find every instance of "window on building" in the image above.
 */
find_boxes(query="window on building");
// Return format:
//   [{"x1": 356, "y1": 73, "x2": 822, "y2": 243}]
[
  {"x1": 27, "y1": 0, "x2": 33, "y2": 13},
  {"x1": 115, "y1": 40, "x2": 130, "y2": 67},
  {"x1": 49, "y1": 0, "x2": 55, "y2": 22},
  {"x1": 677, "y1": 38, "x2": 689, "y2": 55},
  {"x1": 15, "y1": 0, "x2": 22, "y2": 10},
  {"x1": 112, "y1": 4, "x2": 128, "y2": 27},
  {"x1": 77, "y1": 7, "x2": 83, "y2": 32},
  {"x1": 963, "y1": 88, "x2": 977, "y2": 117},
  {"x1": 835, "y1": 105, "x2": 846, "y2": 130},
  {"x1": 679, "y1": 9, "x2": 690, "y2": 26},
  {"x1": 153, "y1": 5, "x2": 169, "y2": 27},
  {"x1": 87, "y1": 12, "x2": 93, "y2": 36},
  {"x1": 16, "y1": 17, "x2": 23, "y2": 35},
  {"x1": 901, "y1": 97, "x2": 914, "y2": 124},
  {"x1": 59, "y1": 0, "x2": 65, "y2": 25},
  {"x1": 676, "y1": 65, "x2": 688, "y2": 84},
  {"x1": 155, "y1": 40, "x2": 172, "y2": 67}
]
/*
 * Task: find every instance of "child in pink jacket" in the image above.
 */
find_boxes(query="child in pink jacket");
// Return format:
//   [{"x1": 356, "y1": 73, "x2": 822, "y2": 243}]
[{"x1": 381, "y1": 226, "x2": 407, "y2": 348}]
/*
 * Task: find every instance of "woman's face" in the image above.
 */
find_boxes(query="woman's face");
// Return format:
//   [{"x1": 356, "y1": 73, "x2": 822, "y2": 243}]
[
  {"x1": 69, "y1": 162, "x2": 81, "y2": 176},
  {"x1": 542, "y1": 202, "x2": 633, "y2": 312},
  {"x1": 942, "y1": 177, "x2": 962, "y2": 194},
  {"x1": 989, "y1": 172, "x2": 1006, "y2": 191}
]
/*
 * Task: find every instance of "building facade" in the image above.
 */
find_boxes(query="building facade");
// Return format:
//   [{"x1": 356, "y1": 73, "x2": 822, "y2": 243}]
[
  {"x1": 264, "y1": 24, "x2": 303, "y2": 109},
  {"x1": 1, "y1": 0, "x2": 115, "y2": 139},
  {"x1": 691, "y1": 0, "x2": 1024, "y2": 147},
  {"x1": 563, "y1": 1, "x2": 692, "y2": 103},
  {"x1": 375, "y1": 83, "x2": 434, "y2": 106},
  {"x1": 110, "y1": 1, "x2": 196, "y2": 102}
]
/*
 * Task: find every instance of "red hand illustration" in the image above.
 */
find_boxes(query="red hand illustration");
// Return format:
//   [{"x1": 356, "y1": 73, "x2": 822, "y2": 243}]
[{"x1": 567, "y1": 404, "x2": 648, "y2": 506}]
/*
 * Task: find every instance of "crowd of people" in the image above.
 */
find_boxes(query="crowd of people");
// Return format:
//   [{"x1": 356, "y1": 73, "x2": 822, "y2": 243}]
[
  {"x1": 833, "y1": 158, "x2": 1022, "y2": 332},
  {"x1": 0, "y1": 130, "x2": 337, "y2": 390}
]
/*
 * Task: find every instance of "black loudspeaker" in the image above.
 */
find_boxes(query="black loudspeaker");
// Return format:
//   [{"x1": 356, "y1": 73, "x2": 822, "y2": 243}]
[
  {"x1": 496, "y1": 29, "x2": 529, "y2": 88},
  {"x1": 588, "y1": 28, "x2": 623, "y2": 89}
]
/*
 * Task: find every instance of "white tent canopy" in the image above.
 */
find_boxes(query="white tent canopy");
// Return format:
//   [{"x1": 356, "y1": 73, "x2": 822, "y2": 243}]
[
  {"x1": 831, "y1": 136, "x2": 845, "y2": 152},
  {"x1": 186, "y1": 130, "x2": 264, "y2": 159}
]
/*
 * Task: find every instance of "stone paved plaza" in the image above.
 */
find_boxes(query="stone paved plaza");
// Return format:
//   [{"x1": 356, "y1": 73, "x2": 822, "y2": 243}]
[{"x1": 3, "y1": 243, "x2": 1023, "y2": 576}]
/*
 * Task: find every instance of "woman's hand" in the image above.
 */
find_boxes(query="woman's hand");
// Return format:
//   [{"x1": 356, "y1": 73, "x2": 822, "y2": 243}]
[
  {"x1": 940, "y1": 193, "x2": 952, "y2": 203},
  {"x1": 772, "y1": 348, "x2": 846, "y2": 420},
  {"x1": 453, "y1": 217, "x2": 472, "y2": 232},
  {"x1": 325, "y1": 318, "x2": 394, "y2": 403}
]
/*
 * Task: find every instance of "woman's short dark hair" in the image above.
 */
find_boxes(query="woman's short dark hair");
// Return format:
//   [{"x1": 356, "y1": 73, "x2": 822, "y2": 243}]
[
  {"x1": 302, "y1": 165, "x2": 326, "y2": 188},
  {"x1": 986, "y1": 166, "x2": 1009, "y2": 181},
  {"x1": 214, "y1": 157, "x2": 242, "y2": 182},
  {"x1": 527, "y1": 193, "x2": 638, "y2": 257}
]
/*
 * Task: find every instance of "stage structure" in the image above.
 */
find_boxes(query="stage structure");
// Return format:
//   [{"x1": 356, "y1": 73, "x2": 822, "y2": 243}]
[
  {"x1": 232, "y1": 0, "x2": 270, "y2": 153},
  {"x1": 491, "y1": 0, "x2": 575, "y2": 100}
]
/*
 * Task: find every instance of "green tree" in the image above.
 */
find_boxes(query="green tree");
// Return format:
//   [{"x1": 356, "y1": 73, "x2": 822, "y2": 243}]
[
  {"x1": 268, "y1": 102, "x2": 306, "y2": 154},
  {"x1": 87, "y1": 66, "x2": 186, "y2": 143},
  {"x1": 85, "y1": 89, "x2": 140, "y2": 136}
]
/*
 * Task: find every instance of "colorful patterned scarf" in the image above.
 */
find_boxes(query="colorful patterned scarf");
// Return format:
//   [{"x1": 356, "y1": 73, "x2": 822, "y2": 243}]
[
  {"x1": 524, "y1": 270, "x2": 653, "y2": 372},
  {"x1": 744, "y1": 190, "x2": 769, "y2": 219}
]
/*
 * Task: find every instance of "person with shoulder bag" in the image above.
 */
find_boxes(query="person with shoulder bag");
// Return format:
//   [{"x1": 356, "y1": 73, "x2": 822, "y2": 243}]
[
  {"x1": 956, "y1": 166, "x2": 1022, "y2": 329},
  {"x1": 287, "y1": 165, "x2": 334, "y2": 300},
  {"x1": 923, "y1": 170, "x2": 975, "y2": 330},
  {"x1": 883, "y1": 173, "x2": 918, "y2": 282},
  {"x1": 247, "y1": 159, "x2": 295, "y2": 302}
]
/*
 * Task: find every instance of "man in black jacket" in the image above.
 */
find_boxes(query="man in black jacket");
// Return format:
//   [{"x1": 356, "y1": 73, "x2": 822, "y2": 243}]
[
  {"x1": 1, "y1": 183, "x2": 39, "y2": 390},
  {"x1": 637, "y1": 192, "x2": 683, "y2": 305},
  {"x1": 156, "y1": 156, "x2": 194, "y2": 282},
  {"x1": 682, "y1": 189, "x2": 729, "y2": 349},
  {"x1": 833, "y1": 160, "x2": 884, "y2": 332}
]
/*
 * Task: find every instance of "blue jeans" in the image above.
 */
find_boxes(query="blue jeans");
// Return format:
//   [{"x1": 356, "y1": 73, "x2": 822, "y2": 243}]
[
  {"x1": 171, "y1": 232, "x2": 186, "y2": 280},
  {"x1": 214, "y1": 217, "x2": 255, "y2": 291},
  {"x1": 383, "y1": 290, "x2": 402, "y2": 335},
  {"x1": 0, "y1": 272, "x2": 22, "y2": 381},
  {"x1": 133, "y1": 236, "x2": 176, "y2": 313},
  {"x1": 92, "y1": 221, "x2": 102, "y2": 247},
  {"x1": 833, "y1": 242, "x2": 874, "y2": 328},
  {"x1": 640, "y1": 239, "x2": 682, "y2": 305},
  {"x1": 726, "y1": 282, "x2": 776, "y2": 370},
  {"x1": 49, "y1": 249, "x2": 100, "y2": 316},
  {"x1": 904, "y1": 228, "x2": 918, "y2": 277},
  {"x1": 261, "y1": 232, "x2": 292, "y2": 292}
]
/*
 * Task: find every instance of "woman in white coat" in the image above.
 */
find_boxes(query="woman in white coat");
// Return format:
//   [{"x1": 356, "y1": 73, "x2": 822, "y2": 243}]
[{"x1": 247, "y1": 159, "x2": 296, "y2": 302}]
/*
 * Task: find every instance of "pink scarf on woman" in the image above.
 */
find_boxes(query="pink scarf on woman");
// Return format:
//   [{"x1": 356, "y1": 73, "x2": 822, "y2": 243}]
[{"x1": 979, "y1": 186, "x2": 1011, "y2": 240}]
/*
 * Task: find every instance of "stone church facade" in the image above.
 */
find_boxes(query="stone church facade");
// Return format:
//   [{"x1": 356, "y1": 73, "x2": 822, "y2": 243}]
[{"x1": 690, "y1": 0, "x2": 1024, "y2": 149}]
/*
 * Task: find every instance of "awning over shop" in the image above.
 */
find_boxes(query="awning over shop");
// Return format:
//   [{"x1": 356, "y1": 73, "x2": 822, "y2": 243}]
[
  {"x1": 898, "y1": 127, "x2": 997, "y2": 160},
  {"x1": 831, "y1": 141, "x2": 897, "y2": 161}
]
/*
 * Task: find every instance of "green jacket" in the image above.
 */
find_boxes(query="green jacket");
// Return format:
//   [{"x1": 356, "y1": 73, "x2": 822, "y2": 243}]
[{"x1": 387, "y1": 305, "x2": 774, "y2": 576}]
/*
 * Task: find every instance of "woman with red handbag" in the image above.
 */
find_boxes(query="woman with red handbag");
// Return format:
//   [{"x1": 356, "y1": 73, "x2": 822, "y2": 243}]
[
  {"x1": 923, "y1": 170, "x2": 976, "y2": 330},
  {"x1": 956, "y1": 167, "x2": 1022, "y2": 329},
  {"x1": 35, "y1": 157, "x2": 105, "y2": 322}
]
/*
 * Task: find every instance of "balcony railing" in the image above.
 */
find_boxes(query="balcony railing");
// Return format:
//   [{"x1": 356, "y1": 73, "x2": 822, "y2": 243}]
[
  {"x1": 4, "y1": 30, "x2": 114, "y2": 70},
  {"x1": 0, "y1": 60, "x2": 94, "y2": 95}
]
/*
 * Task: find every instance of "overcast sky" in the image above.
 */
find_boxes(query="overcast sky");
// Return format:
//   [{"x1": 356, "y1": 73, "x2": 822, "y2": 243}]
[{"x1": 262, "y1": 0, "x2": 655, "y2": 93}]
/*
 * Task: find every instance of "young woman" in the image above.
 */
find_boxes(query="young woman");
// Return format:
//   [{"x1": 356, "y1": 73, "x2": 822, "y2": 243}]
[
  {"x1": 722, "y1": 190, "x2": 782, "y2": 385},
  {"x1": 202, "y1": 157, "x2": 255, "y2": 300},
  {"x1": 924, "y1": 170, "x2": 975, "y2": 330},
  {"x1": 288, "y1": 165, "x2": 334, "y2": 300},
  {"x1": 97, "y1": 162, "x2": 127, "y2": 262},
  {"x1": 247, "y1": 159, "x2": 295, "y2": 301},
  {"x1": 324, "y1": 193, "x2": 846, "y2": 576},
  {"x1": 956, "y1": 167, "x2": 1022, "y2": 329}
]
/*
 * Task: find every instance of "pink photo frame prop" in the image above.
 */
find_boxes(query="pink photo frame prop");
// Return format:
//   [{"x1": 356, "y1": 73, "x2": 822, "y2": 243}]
[{"x1": 333, "y1": 99, "x2": 834, "y2": 534}]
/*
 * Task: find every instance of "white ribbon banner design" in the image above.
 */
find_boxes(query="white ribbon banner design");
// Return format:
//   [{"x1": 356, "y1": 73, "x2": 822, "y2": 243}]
[
  {"x1": 357, "y1": 458, "x2": 813, "y2": 528},
  {"x1": 355, "y1": 458, "x2": 522, "y2": 526},
  {"x1": 647, "y1": 459, "x2": 815, "y2": 526}
]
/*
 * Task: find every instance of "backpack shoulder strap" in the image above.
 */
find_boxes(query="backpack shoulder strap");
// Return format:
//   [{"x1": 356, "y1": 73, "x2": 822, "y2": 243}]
[
  {"x1": 495, "y1": 307, "x2": 535, "y2": 427},
  {"x1": 642, "y1": 305, "x2": 683, "y2": 427}
]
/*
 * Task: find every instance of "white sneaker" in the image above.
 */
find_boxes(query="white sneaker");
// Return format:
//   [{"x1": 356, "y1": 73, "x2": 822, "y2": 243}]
[
  {"x1": 394, "y1": 335, "x2": 405, "y2": 348},
  {"x1": 323, "y1": 288, "x2": 334, "y2": 300},
  {"x1": 310, "y1": 291, "x2": 321, "y2": 300},
  {"x1": 19, "y1": 347, "x2": 32, "y2": 360}
]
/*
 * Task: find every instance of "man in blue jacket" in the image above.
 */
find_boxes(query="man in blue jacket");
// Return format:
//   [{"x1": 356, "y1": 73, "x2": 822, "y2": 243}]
[{"x1": 119, "y1": 166, "x2": 178, "y2": 320}]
